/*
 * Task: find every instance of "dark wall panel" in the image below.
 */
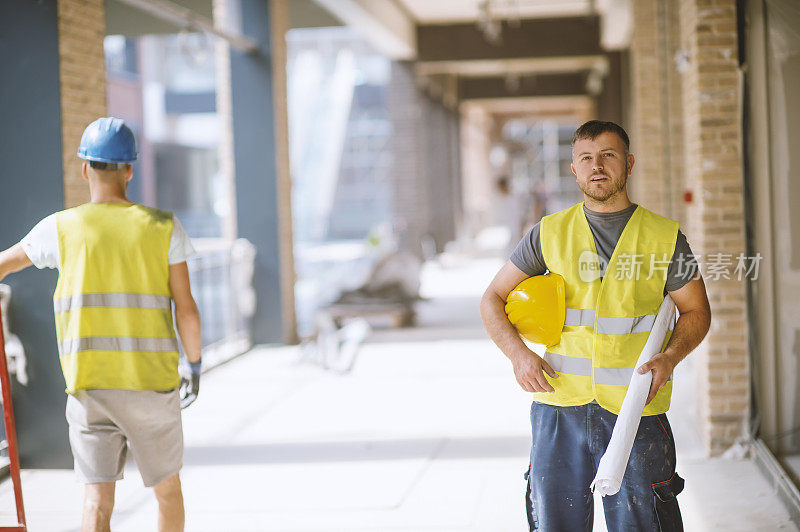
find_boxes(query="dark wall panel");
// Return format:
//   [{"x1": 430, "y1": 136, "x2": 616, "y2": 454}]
[
  {"x1": 0, "y1": 0, "x2": 72, "y2": 467},
  {"x1": 598, "y1": 51, "x2": 624, "y2": 125},
  {"x1": 459, "y1": 72, "x2": 588, "y2": 100}
]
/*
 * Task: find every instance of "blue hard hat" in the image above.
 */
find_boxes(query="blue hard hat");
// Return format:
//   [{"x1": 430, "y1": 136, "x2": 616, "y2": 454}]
[{"x1": 77, "y1": 117, "x2": 138, "y2": 163}]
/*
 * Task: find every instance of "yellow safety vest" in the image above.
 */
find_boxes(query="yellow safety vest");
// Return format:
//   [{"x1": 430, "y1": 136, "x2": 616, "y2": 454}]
[
  {"x1": 537, "y1": 203, "x2": 679, "y2": 415},
  {"x1": 53, "y1": 203, "x2": 180, "y2": 393}
]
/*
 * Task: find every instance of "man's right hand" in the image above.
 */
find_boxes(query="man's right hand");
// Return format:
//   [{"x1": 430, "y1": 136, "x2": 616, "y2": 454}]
[
  {"x1": 511, "y1": 351, "x2": 558, "y2": 393},
  {"x1": 479, "y1": 262, "x2": 560, "y2": 394}
]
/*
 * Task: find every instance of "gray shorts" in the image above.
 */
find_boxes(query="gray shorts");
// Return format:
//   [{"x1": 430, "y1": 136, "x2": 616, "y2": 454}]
[{"x1": 66, "y1": 389, "x2": 183, "y2": 487}]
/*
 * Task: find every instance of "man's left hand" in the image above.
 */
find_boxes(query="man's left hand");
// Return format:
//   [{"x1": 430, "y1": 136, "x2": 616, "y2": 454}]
[
  {"x1": 180, "y1": 373, "x2": 200, "y2": 409},
  {"x1": 637, "y1": 351, "x2": 679, "y2": 405},
  {"x1": 180, "y1": 360, "x2": 201, "y2": 409}
]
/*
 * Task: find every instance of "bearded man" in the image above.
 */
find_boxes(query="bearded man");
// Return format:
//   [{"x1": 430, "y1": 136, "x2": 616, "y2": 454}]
[{"x1": 480, "y1": 120, "x2": 711, "y2": 531}]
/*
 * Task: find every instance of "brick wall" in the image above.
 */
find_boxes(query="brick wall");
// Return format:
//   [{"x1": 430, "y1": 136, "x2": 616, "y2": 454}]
[
  {"x1": 57, "y1": 0, "x2": 107, "y2": 208},
  {"x1": 630, "y1": 0, "x2": 669, "y2": 215},
  {"x1": 678, "y1": 0, "x2": 749, "y2": 455},
  {"x1": 666, "y1": 0, "x2": 687, "y2": 227},
  {"x1": 630, "y1": 0, "x2": 748, "y2": 455},
  {"x1": 629, "y1": 0, "x2": 685, "y2": 223}
]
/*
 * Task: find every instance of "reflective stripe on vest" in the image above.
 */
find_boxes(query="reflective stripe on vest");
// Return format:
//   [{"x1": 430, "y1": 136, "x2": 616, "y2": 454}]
[
  {"x1": 566, "y1": 308, "x2": 677, "y2": 334},
  {"x1": 60, "y1": 336, "x2": 180, "y2": 357},
  {"x1": 537, "y1": 203, "x2": 680, "y2": 415},
  {"x1": 54, "y1": 293, "x2": 172, "y2": 314},
  {"x1": 594, "y1": 367, "x2": 673, "y2": 386},
  {"x1": 544, "y1": 352, "x2": 674, "y2": 385},
  {"x1": 543, "y1": 352, "x2": 592, "y2": 376},
  {"x1": 564, "y1": 308, "x2": 595, "y2": 327},
  {"x1": 597, "y1": 314, "x2": 676, "y2": 335}
]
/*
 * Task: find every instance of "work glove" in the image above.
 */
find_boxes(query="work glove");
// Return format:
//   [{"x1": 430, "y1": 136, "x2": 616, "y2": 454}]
[{"x1": 180, "y1": 360, "x2": 201, "y2": 409}]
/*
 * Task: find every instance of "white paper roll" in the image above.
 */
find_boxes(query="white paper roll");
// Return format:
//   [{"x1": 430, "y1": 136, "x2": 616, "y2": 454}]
[{"x1": 590, "y1": 295, "x2": 676, "y2": 496}]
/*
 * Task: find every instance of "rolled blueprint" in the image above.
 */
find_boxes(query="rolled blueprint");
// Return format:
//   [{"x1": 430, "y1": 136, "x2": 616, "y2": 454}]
[{"x1": 590, "y1": 295, "x2": 676, "y2": 496}]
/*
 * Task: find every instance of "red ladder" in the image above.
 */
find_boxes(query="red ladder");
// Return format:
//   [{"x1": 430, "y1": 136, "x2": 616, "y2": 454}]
[{"x1": 0, "y1": 308, "x2": 26, "y2": 531}]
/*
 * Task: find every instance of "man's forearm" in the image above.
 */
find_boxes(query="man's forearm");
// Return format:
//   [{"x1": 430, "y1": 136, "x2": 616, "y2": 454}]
[
  {"x1": 480, "y1": 292, "x2": 534, "y2": 362},
  {"x1": 175, "y1": 304, "x2": 202, "y2": 363},
  {"x1": 0, "y1": 244, "x2": 33, "y2": 283},
  {"x1": 663, "y1": 308, "x2": 711, "y2": 366}
]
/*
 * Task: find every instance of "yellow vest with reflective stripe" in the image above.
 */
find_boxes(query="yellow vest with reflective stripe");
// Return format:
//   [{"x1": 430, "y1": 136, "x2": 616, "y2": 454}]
[
  {"x1": 54, "y1": 203, "x2": 180, "y2": 393},
  {"x1": 538, "y1": 203, "x2": 679, "y2": 415}
]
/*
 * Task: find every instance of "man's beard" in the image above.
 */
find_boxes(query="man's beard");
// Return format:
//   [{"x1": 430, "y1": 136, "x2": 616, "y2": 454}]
[{"x1": 579, "y1": 168, "x2": 628, "y2": 202}]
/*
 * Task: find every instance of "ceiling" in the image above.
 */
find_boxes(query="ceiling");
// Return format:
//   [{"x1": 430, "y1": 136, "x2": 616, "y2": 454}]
[
  {"x1": 106, "y1": 0, "x2": 342, "y2": 37},
  {"x1": 395, "y1": 0, "x2": 594, "y2": 24},
  {"x1": 104, "y1": 0, "x2": 624, "y2": 121}
]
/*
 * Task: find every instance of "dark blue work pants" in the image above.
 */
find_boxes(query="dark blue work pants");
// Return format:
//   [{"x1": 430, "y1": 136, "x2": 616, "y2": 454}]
[{"x1": 527, "y1": 402, "x2": 684, "y2": 531}]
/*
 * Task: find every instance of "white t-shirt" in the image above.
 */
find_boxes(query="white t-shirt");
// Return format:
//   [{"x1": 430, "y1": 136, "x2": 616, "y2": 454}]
[{"x1": 20, "y1": 210, "x2": 196, "y2": 270}]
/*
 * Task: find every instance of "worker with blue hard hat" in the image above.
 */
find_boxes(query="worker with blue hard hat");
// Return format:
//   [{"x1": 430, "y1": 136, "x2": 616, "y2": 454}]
[
  {"x1": 0, "y1": 117, "x2": 202, "y2": 531},
  {"x1": 77, "y1": 116, "x2": 139, "y2": 163}
]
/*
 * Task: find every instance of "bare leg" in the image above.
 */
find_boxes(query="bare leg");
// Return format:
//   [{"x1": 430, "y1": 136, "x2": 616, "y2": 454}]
[
  {"x1": 153, "y1": 473, "x2": 185, "y2": 532},
  {"x1": 82, "y1": 482, "x2": 115, "y2": 532}
]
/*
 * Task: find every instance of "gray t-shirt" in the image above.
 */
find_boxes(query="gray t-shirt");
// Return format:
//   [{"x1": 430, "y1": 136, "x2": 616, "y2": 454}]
[{"x1": 510, "y1": 203, "x2": 697, "y2": 294}]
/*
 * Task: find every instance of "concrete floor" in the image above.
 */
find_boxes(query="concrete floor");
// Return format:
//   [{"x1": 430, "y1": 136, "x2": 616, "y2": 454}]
[{"x1": 0, "y1": 256, "x2": 795, "y2": 531}]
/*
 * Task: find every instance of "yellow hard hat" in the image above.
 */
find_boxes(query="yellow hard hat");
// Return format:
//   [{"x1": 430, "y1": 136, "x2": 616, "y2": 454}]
[{"x1": 505, "y1": 273, "x2": 566, "y2": 346}]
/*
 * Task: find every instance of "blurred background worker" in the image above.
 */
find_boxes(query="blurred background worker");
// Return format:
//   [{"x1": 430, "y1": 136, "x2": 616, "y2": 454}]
[
  {"x1": 0, "y1": 117, "x2": 201, "y2": 532},
  {"x1": 480, "y1": 121, "x2": 712, "y2": 531}
]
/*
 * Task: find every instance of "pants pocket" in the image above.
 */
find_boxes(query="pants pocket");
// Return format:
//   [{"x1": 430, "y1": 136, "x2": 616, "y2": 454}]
[{"x1": 652, "y1": 473, "x2": 685, "y2": 532}]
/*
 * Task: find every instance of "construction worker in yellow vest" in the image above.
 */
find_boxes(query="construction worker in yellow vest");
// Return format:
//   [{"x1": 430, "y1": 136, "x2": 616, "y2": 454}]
[
  {"x1": 0, "y1": 117, "x2": 201, "y2": 532},
  {"x1": 481, "y1": 120, "x2": 712, "y2": 531}
]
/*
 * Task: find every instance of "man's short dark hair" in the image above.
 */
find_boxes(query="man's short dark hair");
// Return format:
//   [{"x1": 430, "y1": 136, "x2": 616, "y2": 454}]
[
  {"x1": 89, "y1": 161, "x2": 122, "y2": 171},
  {"x1": 571, "y1": 120, "x2": 630, "y2": 154}
]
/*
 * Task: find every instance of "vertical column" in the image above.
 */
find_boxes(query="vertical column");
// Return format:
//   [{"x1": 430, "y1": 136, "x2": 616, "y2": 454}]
[
  {"x1": 679, "y1": 0, "x2": 748, "y2": 455},
  {"x1": 214, "y1": 0, "x2": 238, "y2": 241},
  {"x1": 57, "y1": 0, "x2": 108, "y2": 208},
  {"x1": 388, "y1": 63, "x2": 462, "y2": 256},
  {"x1": 269, "y1": 0, "x2": 297, "y2": 344},
  {"x1": 216, "y1": 0, "x2": 296, "y2": 344},
  {"x1": 388, "y1": 61, "x2": 429, "y2": 257},
  {"x1": 446, "y1": 105, "x2": 464, "y2": 244},
  {"x1": 459, "y1": 104, "x2": 494, "y2": 242},
  {"x1": 0, "y1": 0, "x2": 73, "y2": 467},
  {"x1": 597, "y1": 51, "x2": 625, "y2": 127},
  {"x1": 666, "y1": 0, "x2": 687, "y2": 225},
  {"x1": 423, "y1": 96, "x2": 459, "y2": 253},
  {"x1": 629, "y1": 0, "x2": 684, "y2": 220}
]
